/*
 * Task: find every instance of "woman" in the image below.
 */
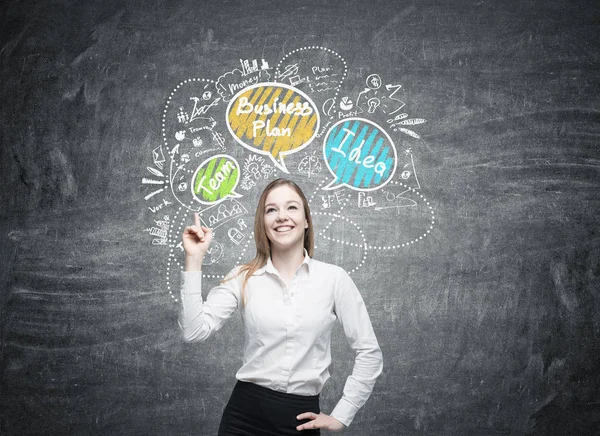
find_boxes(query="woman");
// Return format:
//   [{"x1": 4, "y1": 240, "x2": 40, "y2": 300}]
[{"x1": 179, "y1": 178, "x2": 383, "y2": 435}]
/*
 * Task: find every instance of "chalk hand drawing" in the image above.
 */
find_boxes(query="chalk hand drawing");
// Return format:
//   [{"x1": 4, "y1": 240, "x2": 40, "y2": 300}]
[
  {"x1": 240, "y1": 155, "x2": 275, "y2": 191},
  {"x1": 375, "y1": 188, "x2": 419, "y2": 211},
  {"x1": 320, "y1": 190, "x2": 345, "y2": 209},
  {"x1": 143, "y1": 154, "x2": 167, "y2": 201},
  {"x1": 324, "y1": 94, "x2": 365, "y2": 121},
  {"x1": 355, "y1": 79, "x2": 379, "y2": 115},
  {"x1": 144, "y1": 215, "x2": 170, "y2": 246},
  {"x1": 277, "y1": 63, "x2": 304, "y2": 85},
  {"x1": 354, "y1": 74, "x2": 391, "y2": 117},
  {"x1": 339, "y1": 96, "x2": 354, "y2": 111},
  {"x1": 322, "y1": 118, "x2": 397, "y2": 191},
  {"x1": 384, "y1": 83, "x2": 405, "y2": 115},
  {"x1": 189, "y1": 97, "x2": 221, "y2": 123},
  {"x1": 148, "y1": 198, "x2": 172, "y2": 214},
  {"x1": 216, "y1": 58, "x2": 272, "y2": 102},
  {"x1": 397, "y1": 148, "x2": 420, "y2": 189},
  {"x1": 200, "y1": 199, "x2": 248, "y2": 231},
  {"x1": 357, "y1": 192, "x2": 377, "y2": 208},
  {"x1": 226, "y1": 83, "x2": 320, "y2": 174},
  {"x1": 366, "y1": 74, "x2": 381, "y2": 90},
  {"x1": 203, "y1": 240, "x2": 224, "y2": 266},
  {"x1": 228, "y1": 227, "x2": 245, "y2": 245},
  {"x1": 298, "y1": 152, "x2": 322, "y2": 178},
  {"x1": 236, "y1": 218, "x2": 247, "y2": 230},
  {"x1": 355, "y1": 75, "x2": 410, "y2": 120},
  {"x1": 191, "y1": 154, "x2": 242, "y2": 206},
  {"x1": 212, "y1": 130, "x2": 226, "y2": 150},
  {"x1": 275, "y1": 47, "x2": 348, "y2": 119},
  {"x1": 152, "y1": 145, "x2": 166, "y2": 169},
  {"x1": 142, "y1": 47, "x2": 434, "y2": 303},
  {"x1": 367, "y1": 97, "x2": 381, "y2": 114}
]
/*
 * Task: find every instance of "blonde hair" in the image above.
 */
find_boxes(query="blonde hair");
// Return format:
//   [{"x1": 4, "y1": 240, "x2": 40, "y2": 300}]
[{"x1": 228, "y1": 178, "x2": 314, "y2": 305}]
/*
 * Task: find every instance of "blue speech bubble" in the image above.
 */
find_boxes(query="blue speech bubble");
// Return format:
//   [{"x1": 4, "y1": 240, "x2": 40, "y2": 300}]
[{"x1": 322, "y1": 118, "x2": 397, "y2": 191}]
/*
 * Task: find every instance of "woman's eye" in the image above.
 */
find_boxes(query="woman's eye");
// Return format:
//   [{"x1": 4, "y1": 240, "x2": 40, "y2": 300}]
[
  {"x1": 266, "y1": 208, "x2": 276, "y2": 213},
  {"x1": 289, "y1": 205, "x2": 298, "y2": 210}
]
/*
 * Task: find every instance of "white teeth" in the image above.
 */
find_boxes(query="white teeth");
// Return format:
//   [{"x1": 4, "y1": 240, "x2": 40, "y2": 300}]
[{"x1": 275, "y1": 226, "x2": 293, "y2": 232}]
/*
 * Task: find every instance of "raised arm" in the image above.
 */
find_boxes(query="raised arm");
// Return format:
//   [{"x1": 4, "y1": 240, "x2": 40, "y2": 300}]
[
  {"x1": 182, "y1": 211, "x2": 213, "y2": 272},
  {"x1": 178, "y1": 212, "x2": 240, "y2": 342}
]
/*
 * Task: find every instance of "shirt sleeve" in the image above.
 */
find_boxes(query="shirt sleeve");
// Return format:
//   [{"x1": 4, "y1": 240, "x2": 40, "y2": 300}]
[
  {"x1": 330, "y1": 269, "x2": 383, "y2": 427},
  {"x1": 178, "y1": 267, "x2": 241, "y2": 343}
]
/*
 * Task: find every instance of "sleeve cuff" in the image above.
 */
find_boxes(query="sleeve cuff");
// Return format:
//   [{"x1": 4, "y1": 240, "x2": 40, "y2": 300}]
[{"x1": 330, "y1": 397, "x2": 359, "y2": 427}]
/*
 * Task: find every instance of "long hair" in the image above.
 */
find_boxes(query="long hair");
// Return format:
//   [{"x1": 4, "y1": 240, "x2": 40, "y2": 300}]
[{"x1": 230, "y1": 178, "x2": 314, "y2": 306}]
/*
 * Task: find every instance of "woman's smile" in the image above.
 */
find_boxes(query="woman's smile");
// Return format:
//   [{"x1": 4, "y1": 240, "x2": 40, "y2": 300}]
[{"x1": 264, "y1": 185, "x2": 308, "y2": 252}]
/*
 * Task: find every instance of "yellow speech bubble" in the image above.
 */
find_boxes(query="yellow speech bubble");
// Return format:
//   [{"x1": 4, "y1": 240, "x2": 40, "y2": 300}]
[{"x1": 226, "y1": 83, "x2": 320, "y2": 173}]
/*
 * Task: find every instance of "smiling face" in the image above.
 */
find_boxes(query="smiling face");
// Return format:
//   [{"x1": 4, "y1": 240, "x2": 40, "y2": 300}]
[{"x1": 263, "y1": 185, "x2": 309, "y2": 254}]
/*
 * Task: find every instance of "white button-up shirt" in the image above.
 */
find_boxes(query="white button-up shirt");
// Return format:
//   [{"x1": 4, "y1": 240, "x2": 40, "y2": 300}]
[{"x1": 178, "y1": 253, "x2": 383, "y2": 427}]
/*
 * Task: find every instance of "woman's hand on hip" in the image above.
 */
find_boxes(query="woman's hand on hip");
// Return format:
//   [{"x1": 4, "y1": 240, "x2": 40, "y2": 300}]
[{"x1": 296, "y1": 412, "x2": 345, "y2": 432}]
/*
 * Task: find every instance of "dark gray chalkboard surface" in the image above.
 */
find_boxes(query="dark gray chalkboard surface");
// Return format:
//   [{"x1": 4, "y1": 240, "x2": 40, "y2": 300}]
[{"x1": 1, "y1": 0, "x2": 599, "y2": 435}]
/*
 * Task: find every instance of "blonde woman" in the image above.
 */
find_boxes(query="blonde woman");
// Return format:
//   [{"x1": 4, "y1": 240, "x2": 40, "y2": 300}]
[{"x1": 179, "y1": 178, "x2": 383, "y2": 435}]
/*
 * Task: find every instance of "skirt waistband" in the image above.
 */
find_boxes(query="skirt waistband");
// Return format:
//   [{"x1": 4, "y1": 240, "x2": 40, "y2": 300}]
[
  {"x1": 219, "y1": 380, "x2": 321, "y2": 435},
  {"x1": 234, "y1": 380, "x2": 320, "y2": 402}
]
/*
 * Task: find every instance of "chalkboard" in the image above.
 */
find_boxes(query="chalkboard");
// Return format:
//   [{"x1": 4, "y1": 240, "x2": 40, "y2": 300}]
[{"x1": 1, "y1": 0, "x2": 599, "y2": 434}]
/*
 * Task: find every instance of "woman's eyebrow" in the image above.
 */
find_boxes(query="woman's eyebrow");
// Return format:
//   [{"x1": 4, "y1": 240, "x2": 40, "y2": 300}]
[{"x1": 264, "y1": 200, "x2": 300, "y2": 208}]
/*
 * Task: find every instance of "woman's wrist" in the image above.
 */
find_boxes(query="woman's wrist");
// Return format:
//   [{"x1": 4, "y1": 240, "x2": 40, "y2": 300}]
[{"x1": 185, "y1": 254, "x2": 204, "y2": 271}]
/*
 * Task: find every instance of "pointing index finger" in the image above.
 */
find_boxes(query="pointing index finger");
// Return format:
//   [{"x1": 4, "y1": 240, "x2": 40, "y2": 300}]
[{"x1": 194, "y1": 212, "x2": 201, "y2": 228}]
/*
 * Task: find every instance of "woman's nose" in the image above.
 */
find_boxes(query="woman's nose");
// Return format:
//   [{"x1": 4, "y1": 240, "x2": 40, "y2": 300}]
[{"x1": 276, "y1": 210, "x2": 288, "y2": 221}]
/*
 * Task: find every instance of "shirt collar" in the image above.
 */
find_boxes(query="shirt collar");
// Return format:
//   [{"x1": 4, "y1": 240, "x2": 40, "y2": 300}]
[{"x1": 254, "y1": 249, "x2": 311, "y2": 276}]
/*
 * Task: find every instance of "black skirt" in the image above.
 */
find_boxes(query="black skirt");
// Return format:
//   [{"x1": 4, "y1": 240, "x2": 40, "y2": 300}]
[{"x1": 218, "y1": 380, "x2": 321, "y2": 436}]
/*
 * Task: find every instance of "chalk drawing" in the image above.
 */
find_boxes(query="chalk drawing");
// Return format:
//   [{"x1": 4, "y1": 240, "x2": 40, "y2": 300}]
[{"x1": 141, "y1": 48, "x2": 434, "y2": 302}]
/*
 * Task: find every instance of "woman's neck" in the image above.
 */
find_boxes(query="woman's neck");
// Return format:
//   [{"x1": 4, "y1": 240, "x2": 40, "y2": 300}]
[{"x1": 271, "y1": 247, "x2": 305, "y2": 282}]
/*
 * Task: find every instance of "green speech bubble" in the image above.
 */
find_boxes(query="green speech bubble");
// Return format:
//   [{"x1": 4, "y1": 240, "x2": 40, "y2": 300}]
[{"x1": 192, "y1": 154, "x2": 242, "y2": 205}]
